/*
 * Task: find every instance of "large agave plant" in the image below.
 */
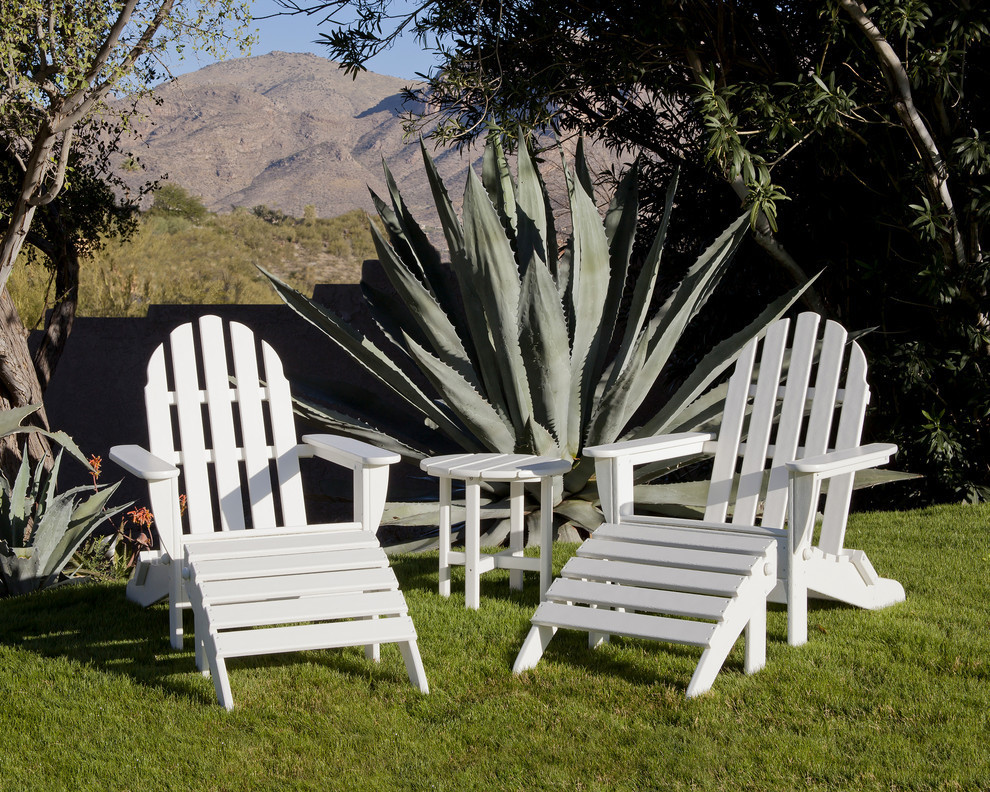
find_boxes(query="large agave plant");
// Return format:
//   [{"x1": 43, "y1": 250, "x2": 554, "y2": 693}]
[{"x1": 263, "y1": 135, "x2": 809, "y2": 538}]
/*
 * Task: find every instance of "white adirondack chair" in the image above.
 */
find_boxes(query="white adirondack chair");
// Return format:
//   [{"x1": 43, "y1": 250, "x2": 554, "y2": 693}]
[
  {"x1": 514, "y1": 313, "x2": 904, "y2": 696},
  {"x1": 110, "y1": 315, "x2": 428, "y2": 709}
]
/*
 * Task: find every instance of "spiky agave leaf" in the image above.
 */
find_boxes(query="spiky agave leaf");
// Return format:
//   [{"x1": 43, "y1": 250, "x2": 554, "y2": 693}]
[{"x1": 462, "y1": 167, "x2": 535, "y2": 438}]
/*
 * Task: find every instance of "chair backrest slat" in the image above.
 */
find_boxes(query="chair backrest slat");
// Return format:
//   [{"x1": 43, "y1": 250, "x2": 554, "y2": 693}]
[
  {"x1": 169, "y1": 322, "x2": 216, "y2": 535},
  {"x1": 819, "y1": 341, "x2": 870, "y2": 554},
  {"x1": 762, "y1": 313, "x2": 821, "y2": 528},
  {"x1": 199, "y1": 316, "x2": 247, "y2": 532},
  {"x1": 702, "y1": 313, "x2": 870, "y2": 532},
  {"x1": 803, "y1": 320, "x2": 847, "y2": 457},
  {"x1": 229, "y1": 321, "x2": 278, "y2": 530},
  {"x1": 704, "y1": 336, "x2": 760, "y2": 523},
  {"x1": 732, "y1": 318, "x2": 789, "y2": 524},
  {"x1": 263, "y1": 341, "x2": 307, "y2": 525}
]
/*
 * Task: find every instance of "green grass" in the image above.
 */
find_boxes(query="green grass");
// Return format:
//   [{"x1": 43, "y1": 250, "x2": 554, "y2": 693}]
[{"x1": 1, "y1": 502, "x2": 988, "y2": 791}]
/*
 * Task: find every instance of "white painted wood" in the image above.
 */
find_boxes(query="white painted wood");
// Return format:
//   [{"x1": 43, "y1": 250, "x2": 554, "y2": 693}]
[
  {"x1": 582, "y1": 313, "x2": 905, "y2": 652},
  {"x1": 733, "y1": 319, "x2": 789, "y2": 524},
  {"x1": 170, "y1": 322, "x2": 214, "y2": 536},
  {"x1": 530, "y1": 601, "x2": 717, "y2": 647},
  {"x1": 762, "y1": 312, "x2": 819, "y2": 528},
  {"x1": 263, "y1": 341, "x2": 307, "y2": 526},
  {"x1": 547, "y1": 578, "x2": 729, "y2": 621},
  {"x1": 705, "y1": 336, "x2": 760, "y2": 522},
  {"x1": 229, "y1": 321, "x2": 278, "y2": 530},
  {"x1": 199, "y1": 315, "x2": 247, "y2": 532},
  {"x1": 112, "y1": 315, "x2": 426, "y2": 708},
  {"x1": 819, "y1": 341, "x2": 870, "y2": 555},
  {"x1": 420, "y1": 453, "x2": 568, "y2": 608}
]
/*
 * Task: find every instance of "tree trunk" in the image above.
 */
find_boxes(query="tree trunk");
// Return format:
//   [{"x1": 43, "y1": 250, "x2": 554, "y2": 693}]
[{"x1": 0, "y1": 288, "x2": 52, "y2": 477}]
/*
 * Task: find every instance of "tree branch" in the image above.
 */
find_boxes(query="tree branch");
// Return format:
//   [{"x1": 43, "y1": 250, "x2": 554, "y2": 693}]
[{"x1": 837, "y1": 0, "x2": 967, "y2": 273}]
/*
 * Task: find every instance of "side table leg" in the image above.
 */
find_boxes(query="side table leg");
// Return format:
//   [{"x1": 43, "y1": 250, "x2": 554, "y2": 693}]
[
  {"x1": 509, "y1": 480, "x2": 524, "y2": 591},
  {"x1": 539, "y1": 476, "x2": 555, "y2": 600},
  {"x1": 438, "y1": 476, "x2": 452, "y2": 598},
  {"x1": 465, "y1": 478, "x2": 481, "y2": 609}
]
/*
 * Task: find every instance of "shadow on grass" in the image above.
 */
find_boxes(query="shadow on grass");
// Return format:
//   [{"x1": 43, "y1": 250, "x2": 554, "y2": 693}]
[{"x1": 0, "y1": 578, "x2": 428, "y2": 709}]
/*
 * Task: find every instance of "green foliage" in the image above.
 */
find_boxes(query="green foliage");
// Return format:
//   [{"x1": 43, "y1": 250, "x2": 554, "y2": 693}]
[
  {"x1": 0, "y1": 404, "x2": 92, "y2": 469},
  {"x1": 0, "y1": 412, "x2": 126, "y2": 597},
  {"x1": 264, "y1": 135, "x2": 809, "y2": 530},
  {"x1": 148, "y1": 183, "x2": 210, "y2": 225},
  {"x1": 308, "y1": 0, "x2": 990, "y2": 504}
]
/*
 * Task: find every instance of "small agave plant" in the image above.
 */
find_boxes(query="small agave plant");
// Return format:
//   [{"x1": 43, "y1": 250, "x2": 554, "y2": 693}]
[
  {"x1": 0, "y1": 406, "x2": 127, "y2": 596},
  {"x1": 263, "y1": 135, "x2": 809, "y2": 539}
]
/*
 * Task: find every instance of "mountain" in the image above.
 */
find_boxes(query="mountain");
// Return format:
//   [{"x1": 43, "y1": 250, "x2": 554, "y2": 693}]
[{"x1": 118, "y1": 51, "x2": 481, "y2": 221}]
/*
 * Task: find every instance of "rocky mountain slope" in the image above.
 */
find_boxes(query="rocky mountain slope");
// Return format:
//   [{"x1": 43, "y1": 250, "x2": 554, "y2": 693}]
[
  {"x1": 118, "y1": 51, "x2": 628, "y2": 225},
  {"x1": 118, "y1": 51, "x2": 480, "y2": 221}
]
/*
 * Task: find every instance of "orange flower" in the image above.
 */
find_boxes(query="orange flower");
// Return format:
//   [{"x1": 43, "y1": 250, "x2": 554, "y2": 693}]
[
  {"x1": 89, "y1": 455, "x2": 102, "y2": 482},
  {"x1": 128, "y1": 506, "x2": 154, "y2": 528},
  {"x1": 179, "y1": 494, "x2": 188, "y2": 514}
]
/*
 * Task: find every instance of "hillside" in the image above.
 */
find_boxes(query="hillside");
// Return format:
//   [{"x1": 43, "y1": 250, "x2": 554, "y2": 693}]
[
  {"x1": 116, "y1": 51, "x2": 628, "y2": 225},
  {"x1": 118, "y1": 51, "x2": 479, "y2": 221}
]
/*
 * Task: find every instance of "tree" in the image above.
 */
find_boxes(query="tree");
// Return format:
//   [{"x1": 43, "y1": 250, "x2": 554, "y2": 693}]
[
  {"x1": 0, "y1": 0, "x2": 253, "y2": 471},
  {"x1": 292, "y1": 0, "x2": 990, "y2": 501}
]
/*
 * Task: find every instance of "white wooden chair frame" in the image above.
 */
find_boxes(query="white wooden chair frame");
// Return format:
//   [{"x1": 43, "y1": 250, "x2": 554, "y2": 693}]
[
  {"x1": 514, "y1": 314, "x2": 904, "y2": 697},
  {"x1": 111, "y1": 316, "x2": 428, "y2": 708},
  {"x1": 589, "y1": 313, "x2": 905, "y2": 646}
]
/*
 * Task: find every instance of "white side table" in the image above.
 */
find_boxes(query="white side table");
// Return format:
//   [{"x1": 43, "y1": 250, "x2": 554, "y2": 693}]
[{"x1": 420, "y1": 453, "x2": 572, "y2": 609}]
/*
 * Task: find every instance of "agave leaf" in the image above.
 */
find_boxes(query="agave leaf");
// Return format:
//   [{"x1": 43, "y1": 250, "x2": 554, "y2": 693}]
[
  {"x1": 566, "y1": 158, "x2": 612, "y2": 451},
  {"x1": 518, "y1": 257, "x2": 571, "y2": 450},
  {"x1": 401, "y1": 331, "x2": 516, "y2": 452},
  {"x1": 370, "y1": 188, "x2": 427, "y2": 283},
  {"x1": 361, "y1": 279, "x2": 429, "y2": 352},
  {"x1": 589, "y1": 213, "x2": 751, "y2": 443},
  {"x1": 554, "y1": 497, "x2": 604, "y2": 531},
  {"x1": 462, "y1": 167, "x2": 534, "y2": 435},
  {"x1": 9, "y1": 453, "x2": 32, "y2": 540},
  {"x1": 291, "y1": 395, "x2": 434, "y2": 460},
  {"x1": 514, "y1": 135, "x2": 553, "y2": 276},
  {"x1": 381, "y1": 160, "x2": 443, "y2": 285},
  {"x1": 639, "y1": 275, "x2": 818, "y2": 438},
  {"x1": 591, "y1": 159, "x2": 640, "y2": 390},
  {"x1": 419, "y1": 138, "x2": 465, "y2": 264},
  {"x1": 368, "y1": 222, "x2": 481, "y2": 389},
  {"x1": 574, "y1": 137, "x2": 596, "y2": 200},
  {"x1": 605, "y1": 172, "x2": 678, "y2": 391},
  {"x1": 41, "y1": 482, "x2": 128, "y2": 589},
  {"x1": 262, "y1": 266, "x2": 477, "y2": 449},
  {"x1": 482, "y1": 134, "x2": 517, "y2": 237},
  {"x1": 0, "y1": 405, "x2": 90, "y2": 468}
]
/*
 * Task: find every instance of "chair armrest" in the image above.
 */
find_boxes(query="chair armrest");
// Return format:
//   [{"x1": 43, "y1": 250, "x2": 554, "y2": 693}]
[
  {"x1": 786, "y1": 443, "x2": 897, "y2": 478},
  {"x1": 584, "y1": 432, "x2": 715, "y2": 464},
  {"x1": 301, "y1": 434, "x2": 401, "y2": 469},
  {"x1": 109, "y1": 445, "x2": 180, "y2": 481}
]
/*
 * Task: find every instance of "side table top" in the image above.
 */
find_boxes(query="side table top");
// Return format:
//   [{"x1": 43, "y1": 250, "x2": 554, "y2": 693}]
[{"x1": 421, "y1": 453, "x2": 572, "y2": 480}]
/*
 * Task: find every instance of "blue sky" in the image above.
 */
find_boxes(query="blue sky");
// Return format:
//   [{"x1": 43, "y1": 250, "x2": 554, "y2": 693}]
[{"x1": 169, "y1": 0, "x2": 438, "y2": 79}]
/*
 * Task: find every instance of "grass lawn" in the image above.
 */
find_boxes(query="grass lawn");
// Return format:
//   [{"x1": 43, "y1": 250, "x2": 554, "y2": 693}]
[{"x1": 1, "y1": 502, "x2": 987, "y2": 791}]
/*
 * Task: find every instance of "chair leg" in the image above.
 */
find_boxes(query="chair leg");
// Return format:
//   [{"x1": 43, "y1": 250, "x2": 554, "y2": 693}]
[
  {"x1": 169, "y1": 600, "x2": 184, "y2": 650},
  {"x1": 787, "y1": 558, "x2": 808, "y2": 647},
  {"x1": 512, "y1": 625, "x2": 557, "y2": 673},
  {"x1": 743, "y1": 602, "x2": 767, "y2": 675},
  {"x1": 398, "y1": 640, "x2": 430, "y2": 694},
  {"x1": 365, "y1": 615, "x2": 381, "y2": 662},
  {"x1": 686, "y1": 628, "x2": 739, "y2": 699}
]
